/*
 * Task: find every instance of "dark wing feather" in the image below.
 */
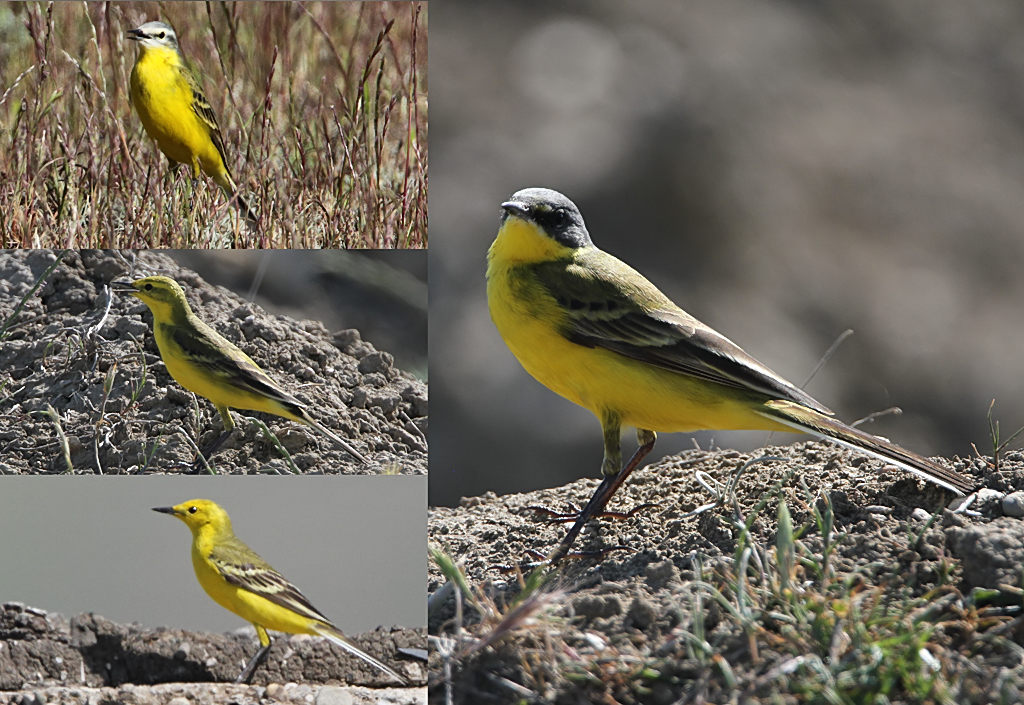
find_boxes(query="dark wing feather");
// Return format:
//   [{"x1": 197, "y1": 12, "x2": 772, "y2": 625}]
[
  {"x1": 168, "y1": 319, "x2": 306, "y2": 416},
  {"x1": 184, "y1": 68, "x2": 231, "y2": 174},
  {"x1": 209, "y1": 537, "x2": 332, "y2": 625},
  {"x1": 531, "y1": 252, "x2": 832, "y2": 415}
]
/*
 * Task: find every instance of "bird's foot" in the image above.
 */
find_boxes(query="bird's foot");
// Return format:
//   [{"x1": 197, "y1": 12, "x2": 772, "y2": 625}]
[{"x1": 235, "y1": 642, "x2": 273, "y2": 685}]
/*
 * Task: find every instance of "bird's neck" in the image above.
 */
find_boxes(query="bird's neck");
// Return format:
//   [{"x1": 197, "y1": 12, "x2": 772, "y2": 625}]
[
  {"x1": 487, "y1": 219, "x2": 576, "y2": 275},
  {"x1": 193, "y1": 522, "x2": 231, "y2": 552},
  {"x1": 138, "y1": 45, "x2": 185, "y2": 71}
]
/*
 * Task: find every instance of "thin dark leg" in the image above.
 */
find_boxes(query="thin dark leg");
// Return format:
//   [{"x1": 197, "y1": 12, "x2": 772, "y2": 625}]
[
  {"x1": 235, "y1": 641, "x2": 273, "y2": 684},
  {"x1": 547, "y1": 436, "x2": 656, "y2": 565},
  {"x1": 189, "y1": 428, "x2": 233, "y2": 474}
]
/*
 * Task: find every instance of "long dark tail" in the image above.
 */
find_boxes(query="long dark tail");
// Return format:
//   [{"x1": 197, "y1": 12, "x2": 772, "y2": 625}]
[
  {"x1": 232, "y1": 191, "x2": 258, "y2": 227},
  {"x1": 215, "y1": 172, "x2": 259, "y2": 228},
  {"x1": 756, "y1": 400, "x2": 976, "y2": 495}
]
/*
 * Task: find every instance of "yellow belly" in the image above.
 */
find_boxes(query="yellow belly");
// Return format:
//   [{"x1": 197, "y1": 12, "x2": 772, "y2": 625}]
[
  {"x1": 191, "y1": 550, "x2": 314, "y2": 635},
  {"x1": 130, "y1": 52, "x2": 224, "y2": 178},
  {"x1": 486, "y1": 267, "x2": 788, "y2": 435}
]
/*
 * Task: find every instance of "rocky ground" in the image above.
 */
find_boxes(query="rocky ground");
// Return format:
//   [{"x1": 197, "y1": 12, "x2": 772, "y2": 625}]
[
  {"x1": 0, "y1": 603, "x2": 425, "y2": 704},
  {"x1": 429, "y1": 441, "x2": 1024, "y2": 703},
  {"x1": 0, "y1": 250, "x2": 427, "y2": 475}
]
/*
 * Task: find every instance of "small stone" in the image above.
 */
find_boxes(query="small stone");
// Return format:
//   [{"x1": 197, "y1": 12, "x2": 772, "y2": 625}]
[
  {"x1": 174, "y1": 642, "x2": 190, "y2": 660},
  {"x1": 168, "y1": 698, "x2": 190, "y2": 705},
  {"x1": 1003, "y1": 492, "x2": 1024, "y2": 518},
  {"x1": 911, "y1": 508, "x2": 931, "y2": 522},
  {"x1": 333, "y1": 329, "x2": 361, "y2": 346},
  {"x1": 357, "y1": 352, "x2": 393, "y2": 375}
]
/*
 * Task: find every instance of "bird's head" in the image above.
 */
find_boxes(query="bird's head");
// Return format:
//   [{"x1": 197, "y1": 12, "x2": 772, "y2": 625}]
[
  {"x1": 500, "y1": 188, "x2": 594, "y2": 251},
  {"x1": 126, "y1": 21, "x2": 180, "y2": 54},
  {"x1": 153, "y1": 499, "x2": 232, "y2": 537},
  {"x1": 113, "y1": 275, "x2": 192, "y2": 320}
]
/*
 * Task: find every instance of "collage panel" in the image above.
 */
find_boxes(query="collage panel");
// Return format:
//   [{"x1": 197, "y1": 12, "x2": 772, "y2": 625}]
[
  {"x1": 0, "y1": 1, "x2": 426, "y2": 248},
  {"x1": 1, "y1": 249, "x2": 426, "y2": 476},
  {"x1": 0, "y1": 476, "x2": 426, "y2": 693},
  {"x1": 428, "y1": 1, "x2": 1024, "y2": 703}
]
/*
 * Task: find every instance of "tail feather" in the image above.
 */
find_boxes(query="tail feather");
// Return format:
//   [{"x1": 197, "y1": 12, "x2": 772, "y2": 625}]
[
  {"x1": 758, "y1": 400, "x2": 976, "y2": 495},
  {"x1": 312, "y1": 623, "x2": 407, "y2": 684},
  {"x1": 214, "y1": 171, "x2": 259, "y2": 227},
  {"x1": 232, "y1": 191, "x2": 258, "y2": 227}
]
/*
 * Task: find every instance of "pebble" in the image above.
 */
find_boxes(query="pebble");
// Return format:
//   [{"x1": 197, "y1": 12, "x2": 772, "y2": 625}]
[
  {"x1": 314, "y1": 686, "x2": 352, "y2": 705},
  {"x1": 911, "y1": 508, "x2": 932, "y2": 522},
  {"x1": 1003, "y1": 492, "x2": 1024, "y2": 517}
]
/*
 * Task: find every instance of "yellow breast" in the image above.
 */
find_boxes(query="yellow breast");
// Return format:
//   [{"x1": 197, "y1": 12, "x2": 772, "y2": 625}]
[{"x1": 130, "y1": 47, "x2": 221, "y2": 173}]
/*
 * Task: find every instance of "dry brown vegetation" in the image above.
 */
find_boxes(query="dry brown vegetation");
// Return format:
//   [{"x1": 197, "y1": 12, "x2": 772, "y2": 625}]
[{"x1": 0, "y1": 1, "x2": 427, "y2": 248}]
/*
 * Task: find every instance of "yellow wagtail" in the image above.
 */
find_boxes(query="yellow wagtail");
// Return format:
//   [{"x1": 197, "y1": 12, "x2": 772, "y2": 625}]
[
  {"x1": 153, "y1": 499, "x2": 406, "y2": 684},
  {"x1": 127, "y1": 21, "x2": 257, "y2": 225},
  {"x1": 115, "y1": 276, "x2": 367, "y2": 471},
  {"x1": 487, "y1": 187, "x2": 976, "y2": 562}
]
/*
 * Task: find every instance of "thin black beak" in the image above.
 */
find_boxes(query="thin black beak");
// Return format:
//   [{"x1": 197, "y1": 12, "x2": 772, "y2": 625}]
[
  {"x1": 110, "y1": 280, "x2": 137, "y2": 294},
  {"x1": 501, "y1": 201, "x2": 529, "y2": 219}
]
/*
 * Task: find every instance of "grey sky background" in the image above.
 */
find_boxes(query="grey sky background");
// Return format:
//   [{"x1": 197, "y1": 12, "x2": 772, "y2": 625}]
[{"x1": 0, "y1": 476, "x2": 425, "y2": 634}]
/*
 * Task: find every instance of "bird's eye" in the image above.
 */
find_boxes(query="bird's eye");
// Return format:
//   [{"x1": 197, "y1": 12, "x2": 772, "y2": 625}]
[
  {"x1": 144, "y1": 283, "x2": 153, "y2": 291},
  {"x1": 157, "y1": 32, "x2": 164, "y2": 38},
  {"x1": 188, "y1": 505, "x2": 198, "y2": 514},
  {"x1": 549, "y1": 209, "x2": 567, "y2": 227}
]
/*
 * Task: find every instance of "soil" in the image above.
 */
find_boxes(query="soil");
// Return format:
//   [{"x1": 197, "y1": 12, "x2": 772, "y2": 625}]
[
  {"x1": 428, "y1": 441, "x2": 1024, "y2": 703},
  {"x1": 0, "y1": 250, "x2": 428, "y2": 475},
  {"x1": 0, "y1": 601, "x2": 425, "y2": 700}
]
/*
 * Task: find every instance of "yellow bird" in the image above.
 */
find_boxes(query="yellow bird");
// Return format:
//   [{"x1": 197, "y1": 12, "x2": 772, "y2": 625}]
[
  {"x1": 116, "y1": 275, "x2": 367, "y2": 471},
  {"x1": 486, "y1": 187, "x2": 976, "y2": 562},
  {"x1": 127, "y1": 20, "x2": 256, "y2": 225},
  {"x1": 153, "y1": 499, "x2": 406, "y2": 684}
]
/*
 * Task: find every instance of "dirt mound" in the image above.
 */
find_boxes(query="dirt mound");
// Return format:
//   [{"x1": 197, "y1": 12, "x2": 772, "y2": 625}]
[
  {"x1": 428, "y1": 442, "x2": 1024, "y2": 703},
  {"x1": 0, "y1": 602, "x2": 424, "y2": 690}
]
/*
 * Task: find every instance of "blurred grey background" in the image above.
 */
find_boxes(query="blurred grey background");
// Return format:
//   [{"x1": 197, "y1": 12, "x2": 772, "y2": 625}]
[
  {"x1": 168, "y1": 251, "x2": 427, "y2": 380},
  {"x1": 430, "y1": 0, "x2": 1024, "y2": 506},
  {"x1": 0, "y1": 476, "x2": 425, "y2": 633}
]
